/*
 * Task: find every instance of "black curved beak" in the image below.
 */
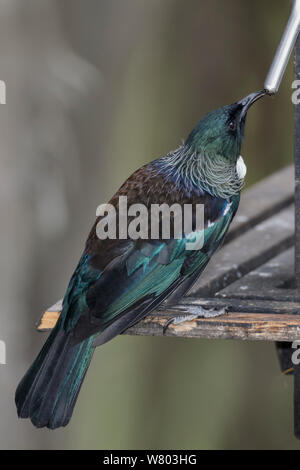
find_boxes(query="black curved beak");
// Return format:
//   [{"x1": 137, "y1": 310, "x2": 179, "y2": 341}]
[{"x1": 238, "y1": 90, "x2": 266, "y2": 121}]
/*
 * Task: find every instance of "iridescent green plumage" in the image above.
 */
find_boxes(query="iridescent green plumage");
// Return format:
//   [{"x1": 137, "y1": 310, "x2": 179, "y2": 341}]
[{"x1": 15, "y1": 90, "x2": 265, "y2": 429}]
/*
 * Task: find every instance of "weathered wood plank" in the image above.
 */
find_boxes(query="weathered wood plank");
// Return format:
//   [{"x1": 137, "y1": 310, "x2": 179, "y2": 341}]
[
  {"x1": 188, "y1": 205, "x2": 294, "y2": 297},
  {"x1": 37, "y1": 299, "x2": 62, "y2": 331},
  {"x1": 173, "y1": 296, "x2": 300, "y2": 315},
  {"x1": 37, "y1": 311, "x2": 61, "y2": 332},
  {"x1": 38, "y1": 295, "x2": 300, "y2": 342},
  {"x1": 126, "y1": 311, "x2": 300, "y2": 342},
  {"x1": 218, "y1": 248, "x2": 298, "y2": 301},
  {"x1": 227, "y1": 165, "x2": 293, "y2": 242}
]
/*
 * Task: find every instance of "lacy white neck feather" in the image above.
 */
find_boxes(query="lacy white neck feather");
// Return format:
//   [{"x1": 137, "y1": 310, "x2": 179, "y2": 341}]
[{"x1": 156, "y1": 145, "x2": 245, "y2": 199}]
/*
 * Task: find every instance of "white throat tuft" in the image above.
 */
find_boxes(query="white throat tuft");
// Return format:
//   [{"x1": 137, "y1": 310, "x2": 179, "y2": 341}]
[{"x1": 236, "y1": 155, "x2": 247, "y2": 180}]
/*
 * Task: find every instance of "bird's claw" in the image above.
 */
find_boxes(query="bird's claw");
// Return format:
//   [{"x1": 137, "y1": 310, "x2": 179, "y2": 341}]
[
  {"x1": 163, "y1": 306, "x2": 229, "y2": 335},
  {"x1": 162, "y1": 314, "x2": 198, "y2": 335}
]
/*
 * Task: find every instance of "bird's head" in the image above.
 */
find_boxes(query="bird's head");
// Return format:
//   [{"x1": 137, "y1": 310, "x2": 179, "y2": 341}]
[{"x1": 186, "y1": 90, "x2": 266, "y2": 162}]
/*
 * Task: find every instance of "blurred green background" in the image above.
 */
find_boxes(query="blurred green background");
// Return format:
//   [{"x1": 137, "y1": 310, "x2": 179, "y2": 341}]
[{"x1": 0, "y1": 0, "x2": 297, "y2": 449}]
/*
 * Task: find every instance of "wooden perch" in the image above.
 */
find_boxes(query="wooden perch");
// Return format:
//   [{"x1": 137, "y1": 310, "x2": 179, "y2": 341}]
[
  {"x1": 38, "y1": 296, "x2": 300, "y2": 342},
  {"x1": 38, "y1": 165, "x2": 300, "y2": 344}
]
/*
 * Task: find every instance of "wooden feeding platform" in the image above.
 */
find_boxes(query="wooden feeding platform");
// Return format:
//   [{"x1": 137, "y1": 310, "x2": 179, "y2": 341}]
[{"x1": 39, "y1": 164, "x2": 297, "y2": 342}]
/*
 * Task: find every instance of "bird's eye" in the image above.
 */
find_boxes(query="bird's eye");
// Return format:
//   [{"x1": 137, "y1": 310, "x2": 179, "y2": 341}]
[{"x1": 228, "y1": 121, "x2": 236, "y2": 131}]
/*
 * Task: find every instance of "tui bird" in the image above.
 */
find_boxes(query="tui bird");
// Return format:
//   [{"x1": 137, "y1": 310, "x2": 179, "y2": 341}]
[{"x1": 16, "y1": 90, "x2": 266, "y2": 429}]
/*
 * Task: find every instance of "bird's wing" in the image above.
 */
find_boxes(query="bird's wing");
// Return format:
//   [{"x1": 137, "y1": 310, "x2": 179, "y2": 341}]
[{"x1": 61, "y1": 166, "x2": 239, "y2": 344}]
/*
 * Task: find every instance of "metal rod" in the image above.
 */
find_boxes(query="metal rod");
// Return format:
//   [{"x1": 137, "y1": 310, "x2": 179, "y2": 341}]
[
  {"x1": 295, "y1": 37, "x2": 300, "y2": 289},
  {"x1": 265, "y1": 0, "x2": 300, "y2": 94}
]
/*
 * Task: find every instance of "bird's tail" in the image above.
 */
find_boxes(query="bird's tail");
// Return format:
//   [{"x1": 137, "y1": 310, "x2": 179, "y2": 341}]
[{"x1": 15, "y1": 323, "x2": 95, "y2": 429}]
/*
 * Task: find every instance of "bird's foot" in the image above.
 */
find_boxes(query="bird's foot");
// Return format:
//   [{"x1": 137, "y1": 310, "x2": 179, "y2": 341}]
[{"x1": 163, "y1": 306, "x2": 228, "y2": 335}]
